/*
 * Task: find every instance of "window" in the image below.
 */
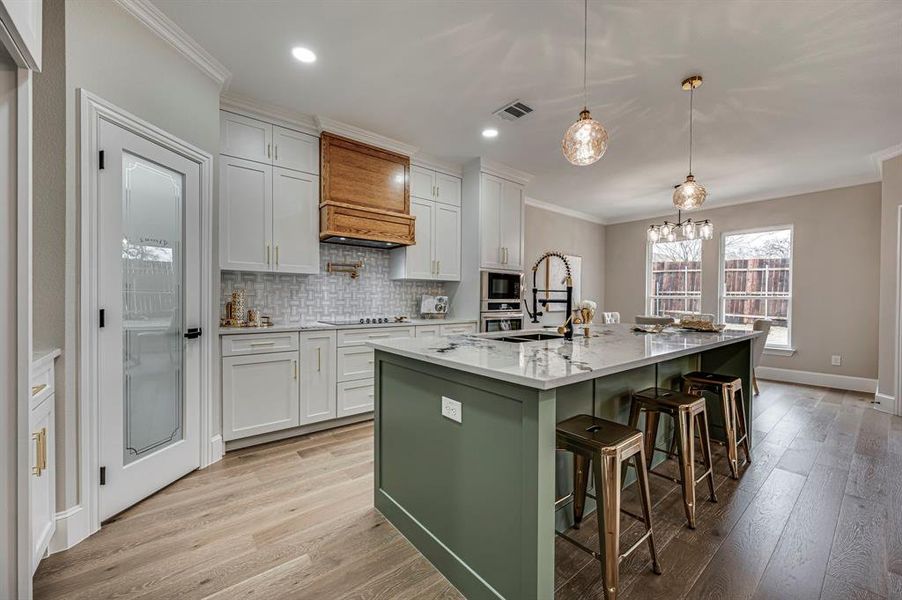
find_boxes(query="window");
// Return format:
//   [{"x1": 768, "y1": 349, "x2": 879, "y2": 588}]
[
  {"x1": 720, "y1": 227, "x2": 793, "y2": 348},
  {"x1": 647, "y1": 239, "x2": 702, "y2": 318}
]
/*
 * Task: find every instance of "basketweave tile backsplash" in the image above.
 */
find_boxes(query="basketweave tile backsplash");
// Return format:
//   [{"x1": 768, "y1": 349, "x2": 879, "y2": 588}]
[{"x1": 220, "y1": 244, "x2": 446, "y2": 324}]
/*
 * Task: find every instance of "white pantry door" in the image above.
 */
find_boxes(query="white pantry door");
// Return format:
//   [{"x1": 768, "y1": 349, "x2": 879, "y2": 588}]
[{"x1": 97, "y1": 119, "x2": 201, "y2": 520}]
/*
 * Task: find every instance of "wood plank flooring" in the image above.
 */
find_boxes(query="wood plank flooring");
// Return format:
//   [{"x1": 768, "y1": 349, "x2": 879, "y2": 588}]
[{"x1": 34, "y1": 382, "x2": 901, "y2": 599}]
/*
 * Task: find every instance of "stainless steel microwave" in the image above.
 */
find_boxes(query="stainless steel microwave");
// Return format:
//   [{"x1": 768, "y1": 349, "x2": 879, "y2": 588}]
[{"x1": 481, "y1": 271, "x2": 522, "y2": 310}]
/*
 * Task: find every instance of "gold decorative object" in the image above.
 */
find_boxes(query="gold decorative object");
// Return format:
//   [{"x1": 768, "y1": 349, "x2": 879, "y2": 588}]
[
  {"x1": 561, "y1": 0, "x2": 608, "y2": 166},
  {"x1": 327, "y1": 261, "x2": 363, "y2": 279}
]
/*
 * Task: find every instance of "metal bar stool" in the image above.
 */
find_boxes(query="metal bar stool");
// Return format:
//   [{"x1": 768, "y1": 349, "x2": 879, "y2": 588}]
[
  {"x1": 682, "y1": 371, "x2": 752, "y2": 479},
  {"x1": 555, "y1": 415, "x2": 662, "y2": 600},
  {"x1": 628, "y1": 388, "x2": 717, "y2": 529}
]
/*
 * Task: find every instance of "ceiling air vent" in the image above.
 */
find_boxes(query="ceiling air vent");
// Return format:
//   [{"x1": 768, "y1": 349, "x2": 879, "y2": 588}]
[{"x1": 493, "y1": 100, "x2": 534, "y2": 122}]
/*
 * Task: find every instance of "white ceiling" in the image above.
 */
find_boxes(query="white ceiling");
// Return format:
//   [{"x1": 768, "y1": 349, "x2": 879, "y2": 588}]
[{"x1": 153, "y1": 0, "x2": 902, "y2": 222}]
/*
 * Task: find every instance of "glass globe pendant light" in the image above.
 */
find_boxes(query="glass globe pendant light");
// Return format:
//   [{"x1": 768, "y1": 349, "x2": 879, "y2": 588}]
[
  {"x1": 562, "y1": 0, "x2": 608, "y2": 166},
  {"x1": 673, "y1": 75, "x2": 707, "y2": 210}
]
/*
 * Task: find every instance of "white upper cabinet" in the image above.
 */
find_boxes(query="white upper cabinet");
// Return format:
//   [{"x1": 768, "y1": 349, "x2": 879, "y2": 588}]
[
  {"x1": 219, "y1": 111, "x2": 321, "y2": 273},
  {"x1": 220, "y1": 112, "x2": 272, "y2": 165},
  {"x1": 479, "y1": 173, "x2": 523, "y2": 271},
  {"x1": 390, "y1": 167, "x2": 462, "y2": 281},
  {"x1": 273, "y1": 126, "x2": 319, "y2": 175},
  {"x1": 272, "y1": 168, "x2": 319, "y2": 274},
  {"x1": 298, "y1": 331, "x2": 337, "y2": 425},
  {"x1": 410, "y1": 166, "x2": 435, "y2": 201},
  {"x1": 220, "y1": 156, "x2": 272, "y2": 271},
  {"x1": 434, "y1": 203, "x2": 461, "y2": 280}
]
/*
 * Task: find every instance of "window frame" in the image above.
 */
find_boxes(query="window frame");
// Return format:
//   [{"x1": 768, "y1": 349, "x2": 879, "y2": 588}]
[
  {"x1": 717, "y1": 224, "x2": 794, "y2": 351},
  {"x1": 645, "y1": 238, "x2": 703, "y2": 319}
]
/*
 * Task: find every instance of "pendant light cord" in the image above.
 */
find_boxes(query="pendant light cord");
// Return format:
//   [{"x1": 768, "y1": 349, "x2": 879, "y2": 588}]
[
  {"x1": 688, "y1": 84, "x2": 694, "y2": 175},
  {"x1": 583, "y1": 0, "x2": 589, "y2": 110}
]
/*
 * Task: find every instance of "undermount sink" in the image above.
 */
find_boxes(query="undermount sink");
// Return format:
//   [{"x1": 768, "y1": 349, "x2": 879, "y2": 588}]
[{"x1": 495, "y1": 332, "x2": 564, "y2": 343}]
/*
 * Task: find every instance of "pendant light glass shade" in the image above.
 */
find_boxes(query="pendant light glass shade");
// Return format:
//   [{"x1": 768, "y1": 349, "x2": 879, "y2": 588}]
[
  {"x1": 562, "y1": 109, "x2": 608, "y2": 166},
  {"x1": 673, "y1": 174, "x2": 707, "y2": 210}
]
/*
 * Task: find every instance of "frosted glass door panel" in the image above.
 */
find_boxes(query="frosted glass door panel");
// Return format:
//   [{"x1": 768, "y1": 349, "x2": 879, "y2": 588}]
[{"x1": 121, "y1": 153, "x2": 184, "y2": 465}]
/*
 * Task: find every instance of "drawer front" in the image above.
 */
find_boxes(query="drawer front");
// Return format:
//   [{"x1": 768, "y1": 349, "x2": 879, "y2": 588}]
[
  {"x1": 221, "y1": 332, "x2": 299, "y2": 356},
  {"x1": 337, "y1": 326, "x2": 415, "y2": 347},
  {"x1": 337, "y1": 378, "x2": 375, "y2": 417},
  {"x1": 439, "y1": 322, "x2": 477, "y2": 336},
  {"x1": 415, "y1": 325, "x2": 440, "y2": 337},
  {"x1": 337, "y1": 346, "x2": 375, "y2": 382}
]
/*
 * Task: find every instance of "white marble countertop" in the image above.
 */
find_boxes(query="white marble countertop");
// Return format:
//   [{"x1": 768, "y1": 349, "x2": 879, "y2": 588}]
[
  {"x1": 218, "y1": 317, "x2": 478, "y2": 336},
  {"x1": 368, "y1": 324, "x2": 761, "y2": 390}
]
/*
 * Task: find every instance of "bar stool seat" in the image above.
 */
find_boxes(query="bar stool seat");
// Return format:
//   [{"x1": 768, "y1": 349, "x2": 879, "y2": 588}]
[
  {"x1": 682, "y1": 371, "x2": 752, "y2": 479},
  {"x1": 555, "y1": 415, "x2": 661, "y2": 600},
  {"x1": 630, "y1": 388, "x2": 717, "y2": 528}
]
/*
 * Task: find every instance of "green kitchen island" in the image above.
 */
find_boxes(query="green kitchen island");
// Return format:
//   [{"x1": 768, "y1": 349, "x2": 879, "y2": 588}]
[{"x1": 369, "y1": 323, "x2": 759, "y2": 599}]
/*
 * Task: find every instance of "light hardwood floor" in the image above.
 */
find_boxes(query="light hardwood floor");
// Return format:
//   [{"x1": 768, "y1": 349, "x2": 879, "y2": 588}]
[{"x1": 35, "y1": 382, "x2": 902, "y2": 599}]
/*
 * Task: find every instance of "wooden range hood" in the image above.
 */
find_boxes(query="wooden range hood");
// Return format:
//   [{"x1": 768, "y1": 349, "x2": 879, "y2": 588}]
[{"x1": 319, "y1": 132, "x2": 415, "y2": 248}]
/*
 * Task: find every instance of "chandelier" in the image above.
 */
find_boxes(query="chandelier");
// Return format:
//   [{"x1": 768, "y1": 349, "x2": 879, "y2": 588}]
[
  {"x1": 673, "y1": 75, "x2": 706, "y2": 209},
  {"x1": 561, "y1": 0, "x2": 608, "y2": 166}
]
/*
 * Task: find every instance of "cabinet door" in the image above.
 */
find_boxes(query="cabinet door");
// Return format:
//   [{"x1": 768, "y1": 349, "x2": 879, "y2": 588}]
[
  {"x1": 410, "y1": 165, "x2": 435, "y2": 201},
  {"x1": 480, "y1": 174, "x2": 504, "y2": 269},
  {"x1": 272, "y1": 168, "x2": 319, "y2": 274},
  {"x1": 337, "y1": 379, "x2": 375, "y2": 417},
  {"x1": 499, "y1": 180, "x2": 524, "y2": 270},
  {"x1": 220, "y1": 156, "x2": 272, "y2": 271},
  {"x1": 435, "y1": 173, "x2": 461, "y2": 207},
  {"x1": 434, "y1": 203, "x2": 461, "y2": 281},
  {"x1": 222, "y1": 351, "x2": 299, "y2": 440},
  {"x1": 273, "y1": 126, "x2": 319, "y2": 175},
  {"x1": 299, "y1": 331, "x2": 337, "y2": 425},
  {"x1": 30, "y1": 395, "x2": 54, "y2": 574},
  {"x1": 220, "y1": 112, "x2": 272, "y2": 164},
  {"x1": 406, "y1": 198, "x2": 435, "y2": 279}
]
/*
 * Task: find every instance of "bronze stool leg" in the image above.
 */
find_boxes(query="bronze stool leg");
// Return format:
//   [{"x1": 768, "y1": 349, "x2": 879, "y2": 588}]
[
  {"x1": 572, "y1": 453, "x2": 590, "y2": 528},
  {"x1": 594, "y1": 450, "x2": 622, "y2": 600},
  {"x1": 735, "y1": 386, "x2": 752, "y2": 465},
  {"x1": 697, "y1": 408, "x2": 718, "y2": 503},
  {"x1": 635, "y1": 444, "x2": 662, "y2": 575},
  {"x1": 675, "y1": 408, "x2": 697, "y2": 528},
  {"x1": 721, "y1": 383, "x2": 740, "y2": 479}
]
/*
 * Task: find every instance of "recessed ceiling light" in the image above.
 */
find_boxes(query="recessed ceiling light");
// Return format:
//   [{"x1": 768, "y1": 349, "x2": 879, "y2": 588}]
[
  {"x1": 291, "y1": 46, "x2": 317, "y2": 63},
  {"x1": 482, "y1": 128, "x2": 499, "y2": 139}
]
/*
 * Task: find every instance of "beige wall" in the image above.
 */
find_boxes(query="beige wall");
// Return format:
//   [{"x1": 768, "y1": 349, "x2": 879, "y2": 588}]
[
  {"x1": 878, "y1": 155, "x2": 902, "y2": 399},
  {"x1": 605, "y1": 183, "x2": 881, "y2": 379},
  {"x1": 524, "y1": 204, "x2": 605, "y2": 326},
  {"x1": 53, "y1": 1, "x2": 222, "y2": 511}
]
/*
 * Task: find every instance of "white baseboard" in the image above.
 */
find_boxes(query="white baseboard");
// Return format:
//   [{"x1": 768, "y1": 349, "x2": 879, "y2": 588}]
[
  {"x1": 757, "y1": 367, "x2": 878, "y2": 393},
  {"x1": 49, "y1": 504, "x2": 93, "y2": 554},
  {"x1": 209, "y1": 434, "x2": 224, "y2": 466}
]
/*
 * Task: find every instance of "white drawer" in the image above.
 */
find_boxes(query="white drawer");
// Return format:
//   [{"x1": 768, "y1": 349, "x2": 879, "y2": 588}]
[
  {"x1": 337, "y1": 378, "x2": 375, "y2": 417},
  {"x1": 338, "y1": 346, "x2": 375, "y2": 382},
  {"x1": 337, "y1": 326, "x2": 415, "y2": 347},
  {"x1": 439, "y1": 322, "x2": 477, "y2": 336},
  {"x1": 221, "y1": 332, "x2": 299, "y2": 356},
  {"x1": 415, "y1": 325, "x2": 441, "y2": 337}
]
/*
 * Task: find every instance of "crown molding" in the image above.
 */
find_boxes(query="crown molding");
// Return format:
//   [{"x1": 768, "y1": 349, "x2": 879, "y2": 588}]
[
  {"x1": 315, "y1": 116, "x2": 419, "y2": 156},
  {"x1": 115, "y1": 0, "x2": 231, "y2": 89},
  {"x1": 525, "y1": 197, "x2": 606, "y2": 225},
  {"x1": 410, "y1": 153, "x2": 463, "y2": 177},
  {"x1": 604, "y1": 174, "x2": 881, "y2": 226},
  {"x1": 468, "y1": 158, "x2": 533, "y2": 186},
  {"x1": 872, "y1": 143, "x2": 902, "y2": 176},
  {"x1": 220, "y1": 92, "x2": 318, "y2": 135}
]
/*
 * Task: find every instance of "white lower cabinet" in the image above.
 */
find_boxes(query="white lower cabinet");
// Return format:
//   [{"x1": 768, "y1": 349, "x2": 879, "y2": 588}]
[
  {"x1": 337, "y1": 379, "x2": 376, "y2": 418},
  {"x1": 223, "y1": 350, "x2": 300, "y2": 440},
  {"x1": 299, "y1": 331, "x2": 336, "y2": 425}
]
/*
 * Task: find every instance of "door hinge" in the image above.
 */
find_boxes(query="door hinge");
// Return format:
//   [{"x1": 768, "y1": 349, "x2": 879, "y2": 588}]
[
  {"x1": 99, "y1": 150, "x2": 105, "y2": 170},
  {"x1": 99, "y1": 466, "x2": 106, "y2": 485},
  {"x1": 99, "y1": 308, "x2": 105, "y2": 328}
]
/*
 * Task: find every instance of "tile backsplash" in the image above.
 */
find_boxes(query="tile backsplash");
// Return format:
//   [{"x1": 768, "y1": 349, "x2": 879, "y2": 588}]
[{"x1": 221, "y1": 244, "x2": 446, "y2": 324}]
